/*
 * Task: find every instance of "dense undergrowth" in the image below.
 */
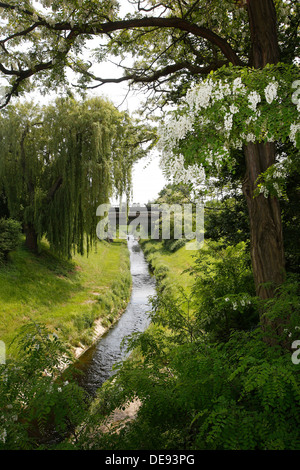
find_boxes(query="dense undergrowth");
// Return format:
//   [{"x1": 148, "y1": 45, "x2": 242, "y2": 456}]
[{"x1": 71, "y1": 239, "x2": 300, "y2": 451}]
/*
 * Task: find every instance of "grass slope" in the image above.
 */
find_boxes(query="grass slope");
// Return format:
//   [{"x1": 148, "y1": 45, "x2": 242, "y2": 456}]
[
  {"x1": 0, "y1": 240, "x2": 131, "y2": 358},
  {"x1": 140, "y1": 239, "x2": 198, "y2": 294}
]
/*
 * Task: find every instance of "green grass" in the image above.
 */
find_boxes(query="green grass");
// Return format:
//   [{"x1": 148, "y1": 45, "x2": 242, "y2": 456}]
[
  {"x1": 140, "y1": 238, "x2": 219, "y2": 298},
  {"x1": 0, "y1": 239, "x2": 131, "y2": 358},
  {"x1": 140, "y1": 239, "x2": 198, "y2": 294}
]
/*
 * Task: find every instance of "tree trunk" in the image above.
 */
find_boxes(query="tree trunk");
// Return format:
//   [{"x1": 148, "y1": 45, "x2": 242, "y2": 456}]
[
  {"x1": 242, "y1": 142, "x2": 285, "y2": 299},
  {"x1": 24, "y1": 224, "x2": 38, "y2": 253},
  {"x1": 243, "y1": 1, "x2": 289, "y2": 345},
  {"x1": 242, "y1": 0, "x2": 286, "y2": 302},
  {"x1": 247, "y1": 0, "x2": 280, "y2": 67}
]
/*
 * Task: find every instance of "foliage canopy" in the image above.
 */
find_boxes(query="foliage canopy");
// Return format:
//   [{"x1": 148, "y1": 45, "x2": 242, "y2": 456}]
[{"x1": 0, "y1": 96, "x2": 152, "y2": 256}]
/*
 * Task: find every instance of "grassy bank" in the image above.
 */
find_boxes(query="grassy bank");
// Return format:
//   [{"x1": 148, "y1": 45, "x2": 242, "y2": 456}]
[
  {"x1": 0, "y1": 239, "x2": 131, "y2": 359},
  {"x1": 140, "y1": 239, "x2": 198, "y2": 294}
]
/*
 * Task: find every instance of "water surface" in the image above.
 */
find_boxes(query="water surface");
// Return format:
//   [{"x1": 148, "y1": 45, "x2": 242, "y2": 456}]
[{"x1": 73, "y1": 236, "x2": 155, "y2": 396}]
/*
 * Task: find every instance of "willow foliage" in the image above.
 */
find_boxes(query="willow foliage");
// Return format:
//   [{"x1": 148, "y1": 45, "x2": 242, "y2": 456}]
[{"x1": 0, "y1": 96, "x2": 150, "y2": 257}]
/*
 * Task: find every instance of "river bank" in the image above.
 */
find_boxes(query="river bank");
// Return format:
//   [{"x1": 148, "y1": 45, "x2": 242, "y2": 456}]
[{"x1": 0, "y1": 239, "x2": 132, "y2": 360}]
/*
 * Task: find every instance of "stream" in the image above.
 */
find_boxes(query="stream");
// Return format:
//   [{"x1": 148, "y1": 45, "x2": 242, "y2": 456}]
[{"x1": 72, "y1": 235, "x2": 156, "y2": 397}]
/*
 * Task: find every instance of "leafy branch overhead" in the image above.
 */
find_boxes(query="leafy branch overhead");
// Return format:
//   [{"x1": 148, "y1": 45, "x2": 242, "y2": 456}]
[{"x1": 0, "y1": 0, "x2": 298, "y2": 107}]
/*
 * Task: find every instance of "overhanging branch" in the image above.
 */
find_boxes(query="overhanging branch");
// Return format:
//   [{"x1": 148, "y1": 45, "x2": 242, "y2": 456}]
[
  {"x1": 0, "y1": 9, "x2": 244, "y2": 107},
  {"x1": 72, "y1": 60, "x2": 228, "y2": 89}
]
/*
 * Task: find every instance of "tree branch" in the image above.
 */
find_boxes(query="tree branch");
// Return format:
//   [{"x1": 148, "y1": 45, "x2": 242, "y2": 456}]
[
  {"x1": 0, "y1": 10, "x2": 244, "y2": 107},
  {"x1": 47, "y1": 177, "x2": 63, "y2": 201},
  {"x1": 77, "y1": 17, "x2": 243, "y2": 66},
  {"x1": 73, "y1": 59, "x2": 228, "y2": 90}
]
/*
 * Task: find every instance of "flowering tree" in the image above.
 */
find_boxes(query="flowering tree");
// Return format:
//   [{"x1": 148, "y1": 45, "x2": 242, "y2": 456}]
[
  {"x1": 0, "y1": 0, "x2": 299, "y2": 306},
  {"x1": 159, "y1": 63, "x2": 300, "y2": 303}
]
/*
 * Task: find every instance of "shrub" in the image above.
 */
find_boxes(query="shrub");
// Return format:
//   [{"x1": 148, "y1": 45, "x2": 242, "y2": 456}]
[
  {"x1": 0, "y1": 218, "x2": 21, "y2": 263},
  {"x1": 168, "y1": 238, "x2": 186, "y2": 252},
  {"x1": 0, "y1": 323, "x2": 87, "y2": 449},
  {"x1": 77, "y1": 326, "x2": 300, "y2": 450},
  {"x1": 191, "y1": 242, "x2": 259, "y2": 342}
]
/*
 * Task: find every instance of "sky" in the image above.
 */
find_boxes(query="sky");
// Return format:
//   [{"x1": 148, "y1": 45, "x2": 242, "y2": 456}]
[
  {"x1": 78, "y1": 0, "x2": 168, "y2": 206},
  {"x1": 84, "y1": 60, "x2": 167, "y2": 206}
]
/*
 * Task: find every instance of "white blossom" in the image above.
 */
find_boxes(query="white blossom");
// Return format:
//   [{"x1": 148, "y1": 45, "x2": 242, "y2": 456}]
[
  {"x1": 246, "y1": 133, "x2": 256, "y2": 142},
  {"x1": 248, "y1": 91, "x2": 261, "y2": 112},
  {"x1": 232, "y1": 77, "x2": 246, "y2": 95},
  {"x1": 224, "y1": 113, "x2": 233, "y2": 133},
  {"x1": 229, "y1": 104, "x2": 239, "y2": 114},
  {"x1": 233, "y1": 139, "x2": 243, "y2": 150},
  {"x1": 160, "y1": 153, "x2": 205, "y2": 187},
  {"x1": 186, "y1": 80, "x2": 213, "y2": 111}
]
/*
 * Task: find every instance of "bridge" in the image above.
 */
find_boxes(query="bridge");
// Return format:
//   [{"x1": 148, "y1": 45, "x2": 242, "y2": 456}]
[{"x1": 109, "y1": 205, "x2": 161, "y2": 224}]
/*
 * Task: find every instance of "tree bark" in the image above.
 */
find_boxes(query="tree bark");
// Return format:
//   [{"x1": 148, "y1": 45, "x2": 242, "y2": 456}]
[
  {"x1": 247, "y1": 0, "x2": 280, "y2": 68},
  {"x1": 24, "y1": 223, "x2": 38, "y2": 253},
  {"x1": 242, "y1": 143, "x2": 285, "y2": 299},
  {"x1": 242, "y1": 0, "x2": 286, "y2": 303}
]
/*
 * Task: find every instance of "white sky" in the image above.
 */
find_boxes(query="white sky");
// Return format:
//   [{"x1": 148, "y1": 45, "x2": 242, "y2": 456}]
[
  {"x1": 81, "y1": 35, "x2": 167, "y2": 206},
  {"x1": 85, "y1": 66, "x2": 167, "y2": 206}
]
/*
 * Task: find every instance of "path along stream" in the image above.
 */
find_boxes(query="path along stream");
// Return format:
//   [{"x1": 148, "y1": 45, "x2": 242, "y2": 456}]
[{"x1": 72, "y1": 235, "x2": 156, "y2": 397}]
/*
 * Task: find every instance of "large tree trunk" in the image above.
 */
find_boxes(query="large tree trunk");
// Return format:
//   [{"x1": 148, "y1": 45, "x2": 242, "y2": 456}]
[
  {"x1": 247, "y1": 0, "x2": 280, "y2": 67},
  {"x1": 243, "y1": 1, "x2": 288, "y2": 345},
  {"x1": 243, "y1": 0, "x2": 285, "y2": 302},
  {"x1": 242, "y1": 143, "x2": 285, "y2": 299}
]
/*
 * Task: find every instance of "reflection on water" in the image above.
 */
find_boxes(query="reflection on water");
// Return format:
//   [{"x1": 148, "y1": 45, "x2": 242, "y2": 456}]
[{"x1": 73, "y1": 236, "x2": 156, "y2": 396}]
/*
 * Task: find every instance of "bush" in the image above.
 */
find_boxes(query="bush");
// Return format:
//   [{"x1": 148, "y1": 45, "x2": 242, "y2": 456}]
[
  {"x1": 168, "y1": 238, "x2": 186, "y2": 252},
  {"x1": 0, "y1": 218, "x2": 22, "y2": 263},
  {"x1": 0, "y1": 323, "x2": 87, "y2": 449},
  {"x1": 191, "y1": 242, "x2": 259, "y2": 342}
]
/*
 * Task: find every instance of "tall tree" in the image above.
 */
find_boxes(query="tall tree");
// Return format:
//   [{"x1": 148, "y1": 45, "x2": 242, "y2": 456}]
[
  {"x1": 0, "y1": 0, "x2": 299, "y2": 299},
  {"x1": 0, "y1": 97, "x2": 151, "y2": 256}
]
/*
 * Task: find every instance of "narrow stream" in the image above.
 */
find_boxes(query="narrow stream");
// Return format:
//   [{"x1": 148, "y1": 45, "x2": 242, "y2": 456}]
[{"x1": 72, "y1": 236, "x2": 156, "y2": 397}]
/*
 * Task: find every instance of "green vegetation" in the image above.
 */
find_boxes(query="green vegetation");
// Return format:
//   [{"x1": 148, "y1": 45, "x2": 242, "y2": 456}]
[
  {"x1": 0, "y1": 322, "x2": 88, "y2": 449},
  {"x1": 0, "y1": 218, "x2": 22, "y2": 264},
  {"x1": 141, "y1": 239, "x2": 196, "y2": 294},
  {"x1": 73, "y1": 237, "x2": 299, "y2": 451},
  {"x1": 0, "y1": 0, "x2": 299, "y2": 453},
  {"x1": 0, "y1": 238, "x2": 131, "y2": 358},
  {"x1": 0, "y1": 97, "x2": 152, "y2": 257}
]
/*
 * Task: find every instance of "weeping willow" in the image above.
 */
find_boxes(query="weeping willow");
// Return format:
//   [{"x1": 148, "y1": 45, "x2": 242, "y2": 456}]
[{"x1": 0, "y1": 96, "x2": 150, "y2": 257}]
